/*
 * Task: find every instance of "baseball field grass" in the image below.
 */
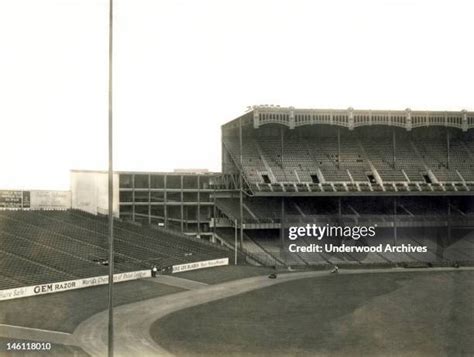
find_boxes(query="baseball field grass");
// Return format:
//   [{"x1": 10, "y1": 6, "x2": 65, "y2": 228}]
[{"x1": 152, "y1": 270, "x2": 474, "y2": 356}]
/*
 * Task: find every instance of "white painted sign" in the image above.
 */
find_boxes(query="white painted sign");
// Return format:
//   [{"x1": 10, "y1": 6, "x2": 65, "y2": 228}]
[
  {"x1": 172, "y1": 258, "x2": 229, "y2": 273},
  {"x1": 0, "y1": 270, "x2": 151, "y2": 301}
]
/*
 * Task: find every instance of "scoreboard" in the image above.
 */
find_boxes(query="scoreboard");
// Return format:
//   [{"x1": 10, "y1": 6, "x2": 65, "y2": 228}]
[
  {"x1": 0, "y1": 190, "x2": 70, "y2": 210},
  {"x1": 0, "y1": 190, "x2": 30, "y2": 209}
]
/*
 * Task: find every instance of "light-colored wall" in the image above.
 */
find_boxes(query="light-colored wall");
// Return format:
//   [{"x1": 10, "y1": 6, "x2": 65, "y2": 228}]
[{"x1": 70, "y1": 171, "x2": 119, "y2": 217}]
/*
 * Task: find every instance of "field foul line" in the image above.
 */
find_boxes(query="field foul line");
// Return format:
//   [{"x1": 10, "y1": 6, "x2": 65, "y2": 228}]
[{"x1": 0, "y1": 324, "x2": 71, "y2": 336}]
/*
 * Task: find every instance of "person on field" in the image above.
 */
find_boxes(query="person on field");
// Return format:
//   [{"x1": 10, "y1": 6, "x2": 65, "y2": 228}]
[
  {"x1": 151, "y1": 265, "x2": 158, "y2": 277},
  {"x1": 330, "y1": 265, "x2": 339, "y2": 274},
  {"x1": 268, "y1": 265, "x2": 278, "y2": 279}
]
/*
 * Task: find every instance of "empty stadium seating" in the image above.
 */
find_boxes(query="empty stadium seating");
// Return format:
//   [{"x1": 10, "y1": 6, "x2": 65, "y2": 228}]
[
  {"x1": 0, "y1": 210, "x2": 234, "y2": 290},
  {"x1": 224, "y1": 126, "x2": 474, "y2": 193}
]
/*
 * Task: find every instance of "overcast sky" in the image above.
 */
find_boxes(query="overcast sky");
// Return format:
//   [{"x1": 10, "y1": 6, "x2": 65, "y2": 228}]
[{"x1": 0, "y1": 0, "x2": 473, "y2": 190}]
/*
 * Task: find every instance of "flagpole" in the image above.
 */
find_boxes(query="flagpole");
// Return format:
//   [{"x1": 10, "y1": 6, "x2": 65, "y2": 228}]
[{"x1": 107, "y1": 0, "x2": 114, "y2": 356}]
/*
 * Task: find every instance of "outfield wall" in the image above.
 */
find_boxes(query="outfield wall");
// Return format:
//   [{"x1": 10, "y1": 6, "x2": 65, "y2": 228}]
[
  {"x1": 0, "y1": 270, "x2": 151, "y2": 301},
  {"x1": 172, "y1": 258, "x2": 229, "y2": 273},
  {"x1": 1, "y1": 258, "x2": 230, "y2": 301}
]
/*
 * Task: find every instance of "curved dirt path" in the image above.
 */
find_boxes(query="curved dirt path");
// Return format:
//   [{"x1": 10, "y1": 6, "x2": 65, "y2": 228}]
[{"x1": 72, "y1": 267, "x2": 473, "y2": 357}]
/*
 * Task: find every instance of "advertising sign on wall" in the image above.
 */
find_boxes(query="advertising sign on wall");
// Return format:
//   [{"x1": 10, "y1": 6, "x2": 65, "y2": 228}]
[
  {"x1": 0, "y1": 270, "x2": 151, "y2": 301},
  {"x1": 172, "y1": 258, "x2": 229, "y2": 273}
]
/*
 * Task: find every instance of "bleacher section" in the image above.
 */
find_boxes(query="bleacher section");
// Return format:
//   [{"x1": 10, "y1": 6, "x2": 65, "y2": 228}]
[{"x1": 0, "y1": 210, "x2": 233, "y2": 290}]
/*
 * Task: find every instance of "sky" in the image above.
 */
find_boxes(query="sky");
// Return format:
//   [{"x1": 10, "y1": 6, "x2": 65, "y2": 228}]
[{"x1": 0, "y1": 0, "x2": 473, "y2": 190}]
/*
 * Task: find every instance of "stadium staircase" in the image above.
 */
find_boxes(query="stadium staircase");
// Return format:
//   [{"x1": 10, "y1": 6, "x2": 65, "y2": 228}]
[{"x1": 214, "y1": 228, "x2": 277, "y2": 266}]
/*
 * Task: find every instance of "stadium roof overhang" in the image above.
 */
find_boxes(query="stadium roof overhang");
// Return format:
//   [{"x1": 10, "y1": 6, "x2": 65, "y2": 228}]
[{"x1": 222, "y1": 106, "x2": 474, "y2": 132}]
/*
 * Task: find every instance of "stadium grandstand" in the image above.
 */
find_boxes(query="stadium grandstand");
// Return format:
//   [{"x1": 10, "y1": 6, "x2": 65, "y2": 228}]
[
  {"x1": 1, "y1": 105, "x2": 473, "y2": 293},
  {"x1": 216, "y1": 106, "x2": 474, "y2": 266}
]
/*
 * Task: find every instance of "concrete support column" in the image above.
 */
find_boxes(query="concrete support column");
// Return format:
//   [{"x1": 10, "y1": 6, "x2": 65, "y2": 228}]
[
  {"x1": 348, "y1": 107, "x2": 354, "y2": 130},
  {"x1": 280, "y1": 197, "x2": 285, "y2": 249},
  {"x1": 447, "y1": 197, "x2": 451, "y2": 242},
  {"x1": 234, "y1": 219, "x2": 238, "y2": 264},
  {"x1": 405, "y1": 108, "x2": 412, "y2": 131},
  {"x1": 393, "y1": 197, "x2": 398, "y2": 244},
  {"x1": 132, "y1": 174, "x2": 135, "y2": 222},
  {"x1": 239, "y1": 118, "x2": 244, "y2": 250},
  {"x1": 163, "y1": 175, "x2": 167, "y2": 229},
  {"x1": 462, "y1": 110, "x2": 468, "y2": 132},
  {"x1": 337, "y1": 128, "x2": 341, "y2": 169},
  {"x1": 197, "y1": 175, "x2": 201, "y2": 237},
  {"x1": 289, "y1": 108, "x2": 295, "y2": 129},
  {"x1": 148, "y1": 174, "x2": 151, "y2": 224},
  {"x1": 180, "y1": 175, "x2": 184, "y2": 233},
  {"x1": 212, "y1": 187, "x2": 216, "y2": 239},
  {"x1": 253, "y1": 109, "x2": 260, "y2": 129},
  {"x1": 393, "y1": 130, "x2": 397, "y2": 169},
  {"x1": 446, "y1": 130, "x2": 450, "y2": 169},
  {"x1": 280, "y1": 127, "x2": 284, "y2": 169}
]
